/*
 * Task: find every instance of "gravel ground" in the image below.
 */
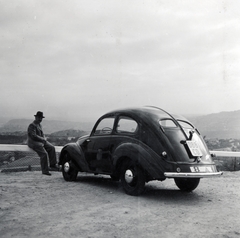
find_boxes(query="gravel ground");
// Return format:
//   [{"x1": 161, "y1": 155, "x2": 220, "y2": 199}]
[{"x1": 0, "y1": 170, "x2": 240, "y2": 238}]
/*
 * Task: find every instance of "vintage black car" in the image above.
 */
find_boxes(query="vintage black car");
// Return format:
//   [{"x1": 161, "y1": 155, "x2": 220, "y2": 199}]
[{"x1": 59, "y1": 106, "x2": 222, "y2": 195}]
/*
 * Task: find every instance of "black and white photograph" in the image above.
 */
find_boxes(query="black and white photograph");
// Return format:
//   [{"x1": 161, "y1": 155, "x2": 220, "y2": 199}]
[{"x1": 1, "y1": 1, "x2": 240, "y2": 237}]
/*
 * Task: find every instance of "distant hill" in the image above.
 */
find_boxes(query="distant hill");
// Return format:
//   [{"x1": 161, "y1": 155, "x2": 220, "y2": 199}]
[
  {"x1": 187, "y1": 110, "x2": 240, "y2": 139},
  {"x1": 0, "y1": 119, "x2": 94, "y2": 134},
  {"x1": 0, "y1": 117, "x2": 12, "y2": 127}
]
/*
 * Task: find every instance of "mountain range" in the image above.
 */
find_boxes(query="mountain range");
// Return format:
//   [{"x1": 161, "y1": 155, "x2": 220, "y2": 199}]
[
  {"x1": 0, "y1": 119, "x2": 94, "y2": 134},
  {"x1": 0, "y1": 110, "x2": 240, "y2": 139},
  {"x1": 186, "y1": 110, "x2": 240, "y2": 139}
]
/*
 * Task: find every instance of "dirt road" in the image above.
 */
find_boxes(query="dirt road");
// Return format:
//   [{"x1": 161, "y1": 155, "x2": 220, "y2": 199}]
[{"x1": 0, "y1": 171, "x2": 240, "y2": 238}]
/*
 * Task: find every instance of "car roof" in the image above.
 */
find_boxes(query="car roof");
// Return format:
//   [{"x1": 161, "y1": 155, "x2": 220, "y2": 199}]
[
  {"x1": 104, "y1": 106, "x2": 185, "y2": 122},
  {"x1": 93, "y1": 106, "x2": 194, "y2": 134},
  {"x1": 106, "y1": 106, "x2": 192, "y2": 124}
]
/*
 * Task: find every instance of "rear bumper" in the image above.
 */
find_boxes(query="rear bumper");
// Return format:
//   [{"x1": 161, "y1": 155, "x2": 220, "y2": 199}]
[{"x1": 164, "y1": 171, "x2": 223, "y2": 178}]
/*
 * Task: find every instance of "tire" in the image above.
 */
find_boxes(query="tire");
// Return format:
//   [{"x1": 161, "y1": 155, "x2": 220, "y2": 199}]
[
  {"x1": 62, "y1": 152, "x2": 78, "y2": 181},
  {"x1": 120, "y1": 161, "x2": 145, "y2": 196},
  {"x1": 174, "y1": 178, "x2": 200, "y2": 192},
  {"x1": 110, "y1": 175, "x2": 119, "y2": 181}
]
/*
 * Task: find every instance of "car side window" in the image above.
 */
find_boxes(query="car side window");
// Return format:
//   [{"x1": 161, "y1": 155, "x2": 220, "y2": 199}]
[
  {"x1": 94, "y1": 117, "x2": 115, "y2": 135},
  {"x1": 116, "y1": 117, "x2": 138, "y2": 134}
]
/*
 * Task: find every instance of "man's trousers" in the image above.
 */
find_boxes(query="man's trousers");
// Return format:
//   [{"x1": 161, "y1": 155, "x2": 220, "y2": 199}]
[{"x1": 29, "y1": 141, "x2": 57, "y2": 173}]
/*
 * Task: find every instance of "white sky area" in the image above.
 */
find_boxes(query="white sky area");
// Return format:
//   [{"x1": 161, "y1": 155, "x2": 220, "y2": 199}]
[{"x1": 1, "y1": 0, "x2": 240, "y2": 121}]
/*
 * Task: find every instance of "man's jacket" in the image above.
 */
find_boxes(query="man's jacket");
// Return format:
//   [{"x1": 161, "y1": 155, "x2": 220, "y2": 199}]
[{"x1": 27, "y1": 121, "x2": 46, "y2": 147}]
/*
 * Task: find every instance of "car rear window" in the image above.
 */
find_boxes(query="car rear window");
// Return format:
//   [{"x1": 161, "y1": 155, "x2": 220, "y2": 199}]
[
  {"x1": 159, "y1": 119, "x2": 177, "y2": 128},
  {"x1": 177, "y1": 120, "x2": 194, "y2": 129}
]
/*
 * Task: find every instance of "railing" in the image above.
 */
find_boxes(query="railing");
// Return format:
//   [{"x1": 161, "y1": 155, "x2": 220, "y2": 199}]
[
  {"x1": 0, "y1": 144, "x2": 63, "y2": 153},
  {"x1": 0, "y1": 144, "x2": 63, "y2": 172},
  {"x1": 210, "y1": 150, "x2": 240, "y2": 157},
  {"x1": 210, "y1": 150, "x2": 240, "y2": 171},
  {"x1": 0, "y1": 145, "x2": 239, "y2": 172}
]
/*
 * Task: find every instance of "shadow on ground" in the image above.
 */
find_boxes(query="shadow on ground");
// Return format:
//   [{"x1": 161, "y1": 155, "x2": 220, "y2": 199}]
[{"x1": 57, "y1": 173, "x2": 202, "y2": 203}]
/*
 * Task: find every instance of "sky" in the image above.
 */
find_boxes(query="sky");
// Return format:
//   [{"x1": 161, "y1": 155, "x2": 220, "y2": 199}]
[{"x1": 1, "y1": 0, "x2": 240, "y2": 122}]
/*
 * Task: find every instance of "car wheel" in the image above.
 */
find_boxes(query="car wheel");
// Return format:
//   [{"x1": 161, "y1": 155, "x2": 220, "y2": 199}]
[
  {"x1": 174, "y1": 178, "x2": 200, "y2": 192},
  {"x1": 62, "y1": 152, "x2": 78, "y2": 181},
  {"x1": 110, "y1": 175, "x2": 119, "y2": 181},
  {"x1": 120, "y1": 161, "x2": 145, "y2": 196}
]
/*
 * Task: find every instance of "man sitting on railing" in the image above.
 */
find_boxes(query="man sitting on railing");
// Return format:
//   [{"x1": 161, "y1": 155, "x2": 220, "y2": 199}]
[{"x1": 27, "y1": 111, "x2": 58, "y2": 176}]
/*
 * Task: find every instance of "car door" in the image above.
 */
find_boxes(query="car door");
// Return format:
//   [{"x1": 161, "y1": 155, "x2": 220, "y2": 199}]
[{"x1": 83, "y1": 117, "x2": 115, "y2": 173}]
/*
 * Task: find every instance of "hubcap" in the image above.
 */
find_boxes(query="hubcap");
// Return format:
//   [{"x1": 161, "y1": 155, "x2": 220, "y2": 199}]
[
  {"x1": 64, "y1": 162, "x2": 70, "y2": 173},
  {"x1": 125, "y1": 169, "x2": 134, "y2": 183}
]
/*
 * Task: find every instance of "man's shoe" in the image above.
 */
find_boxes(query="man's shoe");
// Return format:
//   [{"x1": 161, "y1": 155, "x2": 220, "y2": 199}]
[
  {"x1": 42, "y1": 172, "x2": 51, "y2": 176},
  {"x1": 49, "y1": 165, "x2": 59, "y2": 171}
]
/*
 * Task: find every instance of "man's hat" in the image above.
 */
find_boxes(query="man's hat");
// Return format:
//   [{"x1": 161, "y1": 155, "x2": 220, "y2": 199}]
[{"x1": 34, "y1": 111, "x2": 45, "y2": 118}]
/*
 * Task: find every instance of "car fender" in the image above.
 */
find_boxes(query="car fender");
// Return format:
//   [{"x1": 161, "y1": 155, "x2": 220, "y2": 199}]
[
  {"x1": 59, "y1": 143, "x2": 90, "y2": 171},
  {"x1": 112, "y1": 142, "x2": 167, "y2": 179}
]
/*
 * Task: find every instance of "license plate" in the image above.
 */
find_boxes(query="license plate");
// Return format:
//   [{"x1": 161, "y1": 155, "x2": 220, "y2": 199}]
[
  {"x1": 190, "y1": 166, "x2": 213, "y2": 173},
  {"x1": 186, "y1": 141, "x2": 203, "y2": 157}
]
